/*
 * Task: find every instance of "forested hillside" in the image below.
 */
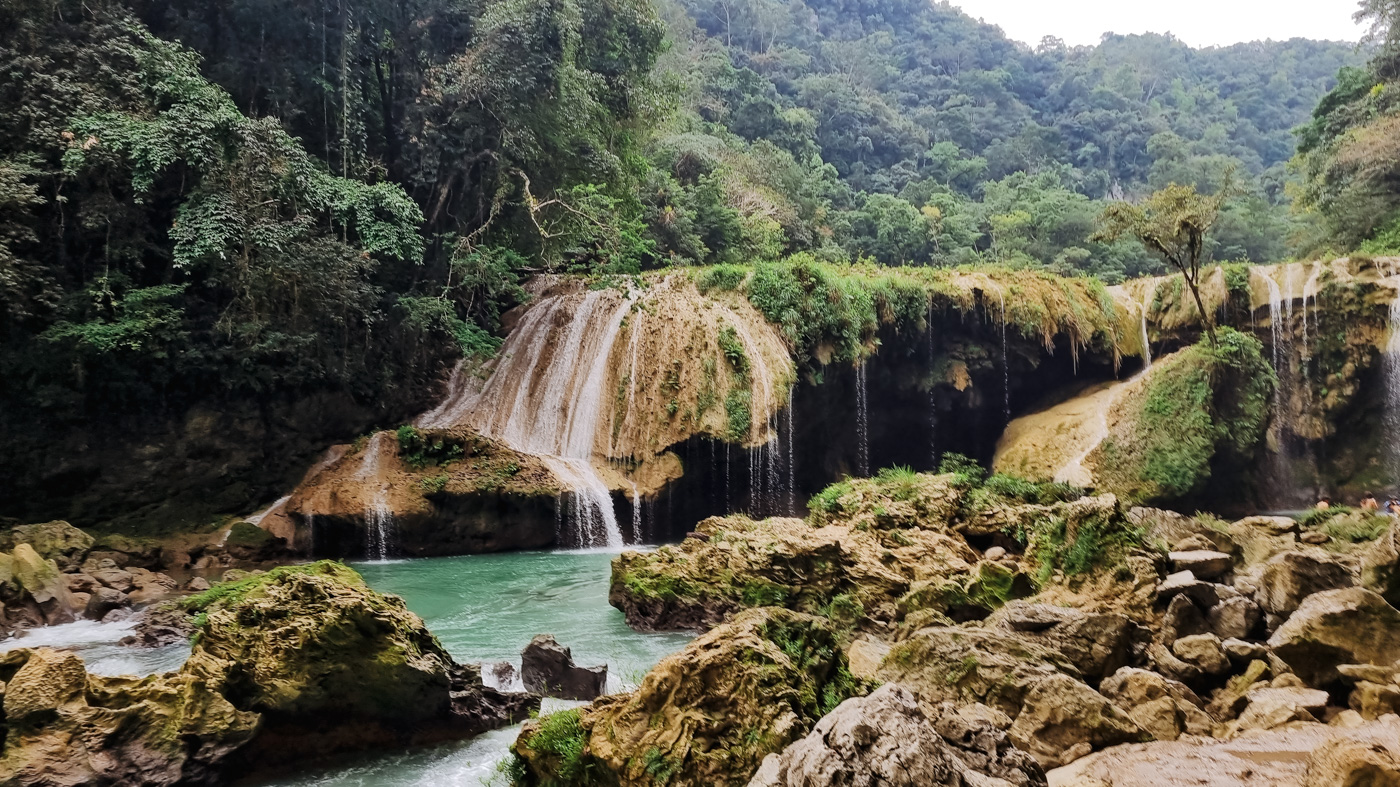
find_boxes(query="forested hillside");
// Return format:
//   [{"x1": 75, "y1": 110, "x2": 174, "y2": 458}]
[{"x1": 0, "y1": 0, "x2": 1369, "y2": 525}]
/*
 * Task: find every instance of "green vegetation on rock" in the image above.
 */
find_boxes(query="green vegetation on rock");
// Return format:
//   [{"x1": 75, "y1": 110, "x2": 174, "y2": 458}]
[{"x1": 1093, "y1": 328, "x2": 1275, "y2": 505}]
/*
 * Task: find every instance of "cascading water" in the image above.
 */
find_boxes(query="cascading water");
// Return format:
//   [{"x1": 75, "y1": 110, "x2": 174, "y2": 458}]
[
  {"x1": 1383, "y1": 263, "x2": 1400, "y2": 479},
  {"x1": 927, "y1": 300, "x2": 938, "y2": 467},
  {"x1": 786, "y1": 384, "x2": 797, "y2": 516},
  {"x1": 420, "y1": 289, "x2": 632, "y2": 549},
  {"x1": 998, "y1": 290, "x2": 1010, "y2": 423},
  {"x1": 355, "y1": 433, "x2": 396, "y2": 560},
  {"x1": 855, "y1": 362, "x2": 870, "y2": 477},
  {"x1": 1137, "y1": 281, "x2": 1157, "y2": 369}
]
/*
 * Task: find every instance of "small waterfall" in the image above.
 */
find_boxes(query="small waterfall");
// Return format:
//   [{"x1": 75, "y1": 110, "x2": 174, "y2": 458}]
[
  {"x1": 1383, "y1": 266, "x2": 1400, "y2": 480},
  {"x1": 998, "y1": 290, "x2": 1010, "y2": 423},
  {"x1": 785, "y1": 384, "x2": 797, "y2": 516},
  {"x1": 422, "y1": 289, "x2": 631, "y2": 549},
  {"x1": 1137, "y1": 280, "x2": 1157, "y2": 369},
  {"x1": 855, "y1": 362, "x2": 870, "y2": 477},
  {"x1": 354, "y1": 433, "x2": 396, "y2": 560},
  {"x1": 927, "y1": 300, "x2": 938, "y2": 467}
]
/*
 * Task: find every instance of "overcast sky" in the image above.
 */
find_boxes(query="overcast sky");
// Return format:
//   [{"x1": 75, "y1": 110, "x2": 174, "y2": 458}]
[{"x1": 952, "y1": 0, "x2": 1366, "y2": 48}]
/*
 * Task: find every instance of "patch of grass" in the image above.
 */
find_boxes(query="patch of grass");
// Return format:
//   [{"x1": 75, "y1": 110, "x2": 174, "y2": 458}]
[
  {"x1": 819, "y1": 592, "x2": 864, "y2": 628},
  {"x1": 524, "y1": 708, "x2": 600, "y2": 785},
  {"x1": 718, "y1": 325, "x2": 750, "y2": 381},
  {"x1": 641, "y1": 747, "x2": 679, "y2": 785},
  {"x1": 420, "y1": 473, "x2": 450, "y2": 494},
  {"x1": 1321, "y1": 513, "x2": 1392, "y2": 544},
  {"x1": 725, "y1": 388, "x2": 752, "y2": 442},
  {"x1": 1298, "y1": 505, "x2": 1351, "y2": 530},
  {"x1": 938, "y1": 452, "x2": 986, "y2": 487},
  {"x1": 740, "y1": 580, "x2": 790, "y2": 607},
  {"x1": 396, "y1": 425, "x2": 465, "y2": 470},
  {"x1": 697, "y1": 264, "x2": 748, "y2": 294}
]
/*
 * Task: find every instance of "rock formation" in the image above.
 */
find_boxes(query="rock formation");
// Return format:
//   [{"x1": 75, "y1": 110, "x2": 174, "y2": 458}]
[
  {"x1": 0, "y1": 561, "x2": 537, "y2": 784},
  {"x1": 520, "y1": 634, "x2": 608, "y2": 701}
]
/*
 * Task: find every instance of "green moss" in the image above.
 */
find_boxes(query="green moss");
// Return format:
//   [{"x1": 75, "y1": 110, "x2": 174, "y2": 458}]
[
  {"x1": 396, "y1": 425, "x2": 465, "y2": 470},
  {"x1": 1096, "y1": 328, "x2": 1275, "y2": 504},
  {"x1": 224, "y1": 521, "x2": 276, "y2": 550},
  {"x1": 696, "y1": 264, "x2": 749, "y2": 294},
  {"x1": 725, "y1": 389, "x2": 752, "y2": 442},
  {"x1": 182, "y1": 561, "x2": 359, "y2": 612}
]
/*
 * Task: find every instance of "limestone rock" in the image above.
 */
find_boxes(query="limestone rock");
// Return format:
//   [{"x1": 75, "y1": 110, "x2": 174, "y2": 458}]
[
  {"x1": 0, "y1": 521, "x2": 94, "y2": 569},
  {"x1": 1099, "y1": 667, "x2": 1211, "y2": 741},
  {"x1": 1008, "y1": 673, "x2": 1146, "y2": 768},
  {"x1": 126, "y1": 568, "x2": 179, "y2": 605},
  {"x1": 186, "y1": 576, "x2": 211, "y2": 592},
  {"x1": 1221, "y1": 638, "x2": 1268, "y2": 663},
  {"x1": 84, "y1": 587, "x2": 128, "y2": 620},
  {"x1": 1255, "y1": 550, "x2": 1354, "y2": 616},
  {"x1": 1148, "y1": 642, "x2": 1203, "y2": 685},
  {"x1": 92, "y1": 566, "x2": 135, "y2": 592},
  {"x1": 1360, "y1": 522, "x2": 1400, "y2": 606},
  {"x1": 1162, "y1": 594, "x2": 1207, "y2": 642},
  {"x1": 516, "y1": 608, "x2": 861, "y2": 787},
  {"x1": 1171, "y1": 634, "x2": 1230, "y2": 675},
  {"x1": 1268, "y1": 587, "x2": 1400, "y2": 687},
  {"x1": 1303, "y1": 715, "x2": 1400, "y2": 786},
  {"x1": 746, "y1": 684, "x2": 1047, "y2": 787},
  {"x1": 1169, "y1": 551, "x2": 1232, "y2": 581},
  {"x1": 844, "y1": 638, "x2": 890, "y2": 681},
  {"x1": 1227, "y1": 516, "x2": 1299, "y2": 567},
  {"x1": 987, "y1": 602, "x2": 1136, "y2": 680},
  {"x1": 10, "y1": 543, "x2": 74, "y2": 625},
  {"x1": 520, "y1": 634, "x2": 607, "y2": 701},
  {"x1": 1349, "y1": 680, "x2": 1400, "y2": 719},
  {"x1": 1157, "y1": 571, "x2": 1220, "y2": 608},
  {"x1": 1207, "y1": 596, "x2": 1261, "y2": 640}
]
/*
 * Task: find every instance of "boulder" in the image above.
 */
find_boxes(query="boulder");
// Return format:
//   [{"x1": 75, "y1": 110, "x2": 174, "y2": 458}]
[
  {"x1": 186, "y1": 576, "x2": 211, "y2": 592},
  {"x1": 83, "y1": 587, "x2": 128, "y2": 620},
  {"x1": 1157, "y1": 571, "x2": 1220, "y2": 608},
  {"x1": 1148, "y1": 643, "x2": 1203, "y2": 685},
  {"x1": 1129, "y1": 508, "x2": 1232, "y2": 554},
  {"x1": 1169, "y1": 551, "x2": 1233, "y2": 581},
  {"x1": 1162, "y1": 594, "x2": 1207, "y2": 642},
  {"x1": 1227, "y1": 516, "x2": 1299, "y2": 567},
  {"x1": 1171, "y1": 634, "x2": 1230, "y2": 675},
  {"x1": 10, "y1": 543, "x2": 74, "y2": 625},
  {"x1": 91, "y1": 566, "x2": 135, "y2": 592},
  {"x1": 747, "y1": 684, "x2": 1047, "y2": 787},
  {"x1": 987, "y1": 602, "x2": 1136, "y2": 680},
  {"x1": 1255, "y1": 550, "x2": 1354, "y2": 617},
  {"x1": 520, "y1": 634, "x2": 607, "y2": 701},
  {"x1": 1349, "y1": 681, "x2": 1400, "y2": 720},
  {"x1": 0, "y1": 521, "x2": 94, "y2": 569},
  {"x1": 515, "y1": 608, "x2": 862, "y2": 787},
  {"x1": 1207, "y1": 596, "x2": 1262, "y2": 640},
  {"x1": 1268, "y1": 587, "x2": 1400, "y2": 687},
  {"x1": 1222, "y1": 638, "x2": 1268, "y2": 663},
  {"x1": 1226, "y1": 686, "x2": 1330, "y2": 737},
  {"x1": 844, "y1": 638, "x2": 890, "y2": 681},
  {"x1": 1360, "y1": 522, "x2": 1400, "y2": 607},
  {"x1": 1099, "y1": 667, "x2": 1212, "y2": 741},
  {"x1": 126, "y1": 569, "x2": 179, "y2": 605},
  {"x1": 1303, "y1": 716, "x2": 1400, "y2": 786},
  {"x1": 1008, "y1": 673, "x2": 1146, "y2": 768}
]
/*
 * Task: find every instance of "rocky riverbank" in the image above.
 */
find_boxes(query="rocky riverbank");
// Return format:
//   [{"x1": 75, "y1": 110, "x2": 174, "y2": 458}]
[{"x1": 506, "y1": 465, "x2": 1400, "y2": 785}]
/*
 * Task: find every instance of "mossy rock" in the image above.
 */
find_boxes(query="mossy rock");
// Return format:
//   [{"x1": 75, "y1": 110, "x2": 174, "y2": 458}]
[{"x1": 514, "y1": 607, "x2": 867, "y2": 787}]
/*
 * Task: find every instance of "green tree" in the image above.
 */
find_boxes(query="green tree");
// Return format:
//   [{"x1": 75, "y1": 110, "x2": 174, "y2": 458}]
[{"x1": 1095, "y1": 182, "x2": 1232, "y2": 344}]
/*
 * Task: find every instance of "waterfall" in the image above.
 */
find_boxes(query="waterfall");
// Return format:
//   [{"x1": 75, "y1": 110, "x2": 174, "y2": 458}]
[
  {"x1": 998, "y1": 290, "x2": 1010, "y2": 423},
  {"x1": 927, "y1": 300, "x2": 938, "y2": 467},
  {"x1": 855, "y1": 362, "x2": 870, "y2": 477},
  {"x1": 786, "y1": 384, "x2": 797, "y2": 516},
  {"x1": 420, "y1": 289, "x2": 631, "y2": 549},
  {"x1": 354, "y1": 433, "x2": 396, "y2": 560},
  {"x1": 1137, "y1": 280, "x2": 1157, "y2": 369},
  {"x1": 1384, "y1": 266, "x2": 1400, "y2": 482}
]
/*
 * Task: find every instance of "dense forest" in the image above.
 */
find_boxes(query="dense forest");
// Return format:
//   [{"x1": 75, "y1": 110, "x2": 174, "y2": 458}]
[{"x1": 0, "y1": 0, "x2": 1375, "y2": 451}]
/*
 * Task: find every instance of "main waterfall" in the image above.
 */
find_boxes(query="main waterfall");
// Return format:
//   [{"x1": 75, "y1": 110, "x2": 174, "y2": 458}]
[{"x1": 419, "y1": 287, "x2": 634, "y2": 548}]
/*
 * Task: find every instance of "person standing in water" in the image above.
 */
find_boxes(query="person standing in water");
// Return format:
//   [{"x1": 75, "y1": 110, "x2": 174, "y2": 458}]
[{"x1": 1360, "y1": 492, "x2": 1380, "y2": 512}]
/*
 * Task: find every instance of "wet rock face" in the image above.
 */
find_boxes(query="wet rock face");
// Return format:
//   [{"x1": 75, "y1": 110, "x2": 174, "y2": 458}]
[
  {"x1": 747, "y1": 684, "x2": 1046, "y2": 787},
  {"x1": 520, "y1": 634, "x2": 607, "y2": 701},
  {"x1": 514, "y1": 608, "x2": 864, "y2": 787}
]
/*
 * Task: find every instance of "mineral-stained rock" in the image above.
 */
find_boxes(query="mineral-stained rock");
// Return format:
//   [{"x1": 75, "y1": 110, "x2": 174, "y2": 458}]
[
  {"x1": 520, "y1": 634, "x2": 607, "y2": 701},
  {"x1": 1349, "y1": 680, "x2": 1400, "y2": 720},
  {"x1": 84, "y1": 587, "x2": 128, "y2": 620},
  {"x1": 746, "y1": 684, "x2": 1047, "y2": 787},
  {"x1": 987, "y1": 601, "x2": 1136, "y2": 680},
  {"x1": 1267, "y1": 587, "x2": 1400, "y2": 687},
  {"x1": 514, "y1": 608, "x2": 861, "y2": 787},
  {"x1": 877, "y1": 626, "x2": 1075, "y2": 717},
  {"x1": 1255, "y1": 549, "x2": 1355, "y2": 616},
  {"x1": 1148, "y1": 642, "x2": 1203, "y2": 685}
]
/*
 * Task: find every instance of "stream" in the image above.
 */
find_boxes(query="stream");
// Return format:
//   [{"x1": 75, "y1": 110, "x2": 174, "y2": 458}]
[{"x1": 1, "y1": 550, "x2": 693, "y2": 787}]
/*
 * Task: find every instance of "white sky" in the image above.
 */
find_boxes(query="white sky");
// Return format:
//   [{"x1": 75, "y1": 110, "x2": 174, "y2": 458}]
[{"x1": 951, "y1": 0, "x2": 1366, "y2": 48}]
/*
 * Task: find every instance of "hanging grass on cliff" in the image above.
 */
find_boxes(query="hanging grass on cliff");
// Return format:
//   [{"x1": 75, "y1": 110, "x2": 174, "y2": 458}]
[{"x1": 693, "y1": 256, "x2": 1131, "y2": 369}]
